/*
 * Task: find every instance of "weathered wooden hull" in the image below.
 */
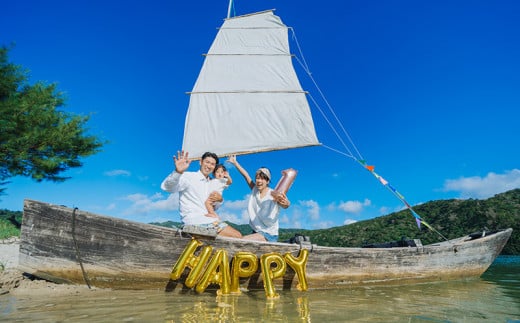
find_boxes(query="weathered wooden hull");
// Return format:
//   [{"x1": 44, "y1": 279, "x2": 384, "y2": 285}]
[{"x1": 19, "y1": 199, "x2": 512, "y2": 291}]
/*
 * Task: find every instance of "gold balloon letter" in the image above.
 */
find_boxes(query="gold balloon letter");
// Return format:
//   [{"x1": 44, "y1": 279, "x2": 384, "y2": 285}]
[
  {"x1": 184, "y1": 245, "x2": 212, "y2": 288},
  {"x1": 284, "y1": 249, "x2": 309, "y2": 291},
  {"x1": 171, "y1": 239, "x2": 213, "y2": 286},
  {"x1": 196, "y1": 249, "x2": 231, "y2": 295},
  {"x1": 260, "y1": 252, "x2": 286, "y2": 299},
  {"x1": 230, "y1": 252, "x2": 258, "y2": 294}
]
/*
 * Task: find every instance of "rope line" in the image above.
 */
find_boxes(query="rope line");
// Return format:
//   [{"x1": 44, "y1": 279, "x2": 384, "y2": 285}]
[
  {"x1": 290, "y1": 28, "x2": 364, "y2": 161},
  {"x1": 289, "y1": 27, "x2": 449, "y2": 241},
  {"x1": 307, "y1": 93, "x2": 354, "y2": 157},
  {"x1": 71, "y1": 207, "x2": 92, "y2": 289}
]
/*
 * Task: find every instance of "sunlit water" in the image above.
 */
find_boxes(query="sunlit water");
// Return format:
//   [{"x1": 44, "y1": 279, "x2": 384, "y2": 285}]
[{"x1": 1, "y1": 256, "x2": 519, "y2": 322}]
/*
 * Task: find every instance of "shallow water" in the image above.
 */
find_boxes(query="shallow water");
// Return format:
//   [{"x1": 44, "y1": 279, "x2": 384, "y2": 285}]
[{"x1": 1, "y1": 256, "x2": 519, "y2": 322}]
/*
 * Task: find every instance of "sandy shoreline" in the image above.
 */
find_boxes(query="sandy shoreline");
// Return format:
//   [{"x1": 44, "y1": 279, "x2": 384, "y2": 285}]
[{"x1": 0, "y1": 238, "x2": 98, "y2": 296}]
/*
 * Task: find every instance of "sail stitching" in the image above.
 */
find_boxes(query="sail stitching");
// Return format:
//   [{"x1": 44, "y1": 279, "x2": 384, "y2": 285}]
[
  {"x1": 220, "y1": 27, "x2": 286, "y2": 30},
  {"x1": 224, "y1": 9, "x2": 275, "y2": 20},
  {"x1": 188, "y1": 90, "x2": 307, "y2": 94},
  {"x1": 203, "y1": 54, "x2": 291, "y2": 56}
]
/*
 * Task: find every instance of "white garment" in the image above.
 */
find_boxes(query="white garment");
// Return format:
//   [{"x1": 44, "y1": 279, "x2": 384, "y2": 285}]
[
  {"x1": 208, "y1": 178, "x2": 229, "y2": 194},
  {"x1": 247, "y1": 187, "x2": 280, "y2": 236},
  {"x1": 208, "y1": 178, "x2": 229, "y2": 210},
  {"x1": 160, "y1": 170, "x2": 215, "y2": 225}
]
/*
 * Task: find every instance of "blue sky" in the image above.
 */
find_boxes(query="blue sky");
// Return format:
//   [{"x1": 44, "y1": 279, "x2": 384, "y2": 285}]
[{"x1": 2, "y1": 0, "x2": 519, "y2": 230}]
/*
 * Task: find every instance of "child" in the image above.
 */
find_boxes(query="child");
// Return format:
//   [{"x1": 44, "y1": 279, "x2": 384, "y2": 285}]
[{"x1": 205, "y1": 164, "x2": 232, "y2": 218}]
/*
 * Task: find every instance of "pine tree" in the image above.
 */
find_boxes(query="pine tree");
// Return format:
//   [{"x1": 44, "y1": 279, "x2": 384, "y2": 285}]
[{"x1": 0, "y1": 46, "x2": 105, "y2": 194}]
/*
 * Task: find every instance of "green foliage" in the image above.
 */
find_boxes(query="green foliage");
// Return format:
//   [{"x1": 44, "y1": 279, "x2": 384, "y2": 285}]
[
  {"x1": 0, "y1": 46, "x2": 106, "y2": 194},
  {"x1": 226, "y1": 223, "x2": 254, "y2": 236},
  {"x1": 0, "y1": 209, "x2": 22, "y2": 239},
  {"x1": 147, "y1": 189, "x2": 520, "y2": 255},
  {"x1": 2, "y1": 191, "x2": 517, "y2": 255},
  {"x1": 149, "y1": 220, "x2": 183, "y2": 229},
  {"x1": 151, "y1": 190, "x2": 520, "y2": 254},
  {"x1": 279, "y1": 189, "x2": 520, "y2": 255}
]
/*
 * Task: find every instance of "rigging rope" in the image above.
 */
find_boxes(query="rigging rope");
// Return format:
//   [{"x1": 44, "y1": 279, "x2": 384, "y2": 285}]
[
  {"x1": 290, "y1": 28, "x2": 364, "y2": 161},
  {"x1": 72, "y1": 207, "x2": 92, "y2": 289},
  {"x1": 227, "y1": 0, "x2": 237, "y2": 18},
  {"x1": 307, "y1": 93, "x2": 355, "y2": 159},
  {"x1": 289, "y1": 28, "x2": 449, "y2": 242}
]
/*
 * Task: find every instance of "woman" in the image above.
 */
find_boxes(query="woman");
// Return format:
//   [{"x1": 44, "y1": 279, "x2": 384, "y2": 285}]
[{"x1": 228, "y1": 155, "x2": 290, "y2": 242}]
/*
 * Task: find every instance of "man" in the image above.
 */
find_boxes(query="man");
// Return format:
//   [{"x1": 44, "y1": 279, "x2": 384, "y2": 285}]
[{"x1": 161, "y1": 150, "x2": 242, "y2": 238}]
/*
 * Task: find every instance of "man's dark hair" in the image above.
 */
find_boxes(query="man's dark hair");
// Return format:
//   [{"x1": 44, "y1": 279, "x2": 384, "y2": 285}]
[{"x1": 201, "y1": 152, "x2": 219, "y2": 164}]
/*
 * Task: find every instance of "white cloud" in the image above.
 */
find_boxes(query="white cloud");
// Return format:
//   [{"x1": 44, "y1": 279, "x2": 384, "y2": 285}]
[
  {"x1": 378, "y1": 206, "x2": 390, "y2": 215},
  {"x1": 290, "y1": 208, "x2": 303, "y2": 222},
  {"x1": 338, "y1": 198, "x2": 371, "y2": 214},
  {"x1": 292, "y1": 221, "x2": 302, "y2": 228},
  {"x1": 239, "y1": 209, "x2": 249, "y2": 224},
  {"x1": 298, "y1": 199, "x2": 320, "y2": 220},
  {"x1": 442, "y1": 169, "x2": 520, "y2": 199},
  {"x1": 122, "y1": 192, "x2": 178, "y2": 216},
  {"x1": 215, "y1": 200, "x2": 250, "y2": 225},
  {"x1": 343, "y1": 219, "x2": 357, "y2": 225},
  {"x1": 218, "y1": 211, "x2": 242, "y2": 224},
  {"x1": 216, "y1": 196, "x2": 249, "y2": 224},
  {"x1": 222, "y1": 197, "x2": 324, "y2": 229},
  {"x1": 104, "y1": 169, "x2": 131, "y2": 177},
  {"x1": 326, "y1": 202, "x2": 337, "y2": 211},
  {"x1": 223, "y1": 197, "x2": 249, "y2": 210},
  {"x1": 125, "y1": 193, "x2": 147, "y2": 203},
  {"x1": 313, "y1": 221, "x2": 335, "y2": 229}
]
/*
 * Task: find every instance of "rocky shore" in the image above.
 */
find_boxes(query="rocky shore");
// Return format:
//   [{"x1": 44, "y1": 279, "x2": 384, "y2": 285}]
[
  {"x1": 0, "y1": 237, "x2": 95, "y2": 296},
  {"x1": 0, "y1": 237, "x2": 22, "y2": 295}
]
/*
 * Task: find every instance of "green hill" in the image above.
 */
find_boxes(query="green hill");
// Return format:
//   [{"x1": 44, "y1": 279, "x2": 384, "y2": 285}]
[
  {"x1": 149, "y1": 189, "x2": 519, "y2": 255},
  {"x1": 277, "y1": 188, "x2": 519, "y2": 255},
  {"x1": 0, "y1": 209, "x2": 22, "y2": 239},
  {"x1": 2, "y1": 189, "x2": 519, "y2": 254}
]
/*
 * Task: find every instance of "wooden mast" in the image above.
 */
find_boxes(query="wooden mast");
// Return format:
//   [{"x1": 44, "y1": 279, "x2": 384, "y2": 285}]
[{"x1": 227, "y1": 0, "x2": 233, "y2": 18}]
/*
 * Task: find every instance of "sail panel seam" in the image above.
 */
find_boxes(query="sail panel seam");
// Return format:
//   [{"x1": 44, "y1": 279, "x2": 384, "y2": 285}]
[
  {"x1": 220, "y1": 27, "x2": 286, "y2": 30},
  {"x1": 202, "y1": 54, "x2": 292, "y2": 56},
  {"x1": 187, "y1": 91, "x2": 308, "y2": 94}
]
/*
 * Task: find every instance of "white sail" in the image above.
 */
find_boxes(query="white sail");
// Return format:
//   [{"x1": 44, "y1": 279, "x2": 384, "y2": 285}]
[{"x1": 182, "y1": 10, "x2": 320, "y2": 159}]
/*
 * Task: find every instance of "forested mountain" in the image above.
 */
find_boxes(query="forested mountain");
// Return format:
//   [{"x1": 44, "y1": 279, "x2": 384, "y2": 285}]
[
  {"x1": 277, "y1": 189, "x2": 519, "y2": 255},
  {"x1": 151, "y1": 189, "x2": 519, "y2": 255}
]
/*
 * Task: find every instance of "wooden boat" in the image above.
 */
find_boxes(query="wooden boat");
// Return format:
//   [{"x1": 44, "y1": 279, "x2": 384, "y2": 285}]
[
  {"x1": 17, "y1": 5, "x2": 514, "y2": 294},
  {"x1": 19, "y1": 199, "x2": 512, "y2": 291}
]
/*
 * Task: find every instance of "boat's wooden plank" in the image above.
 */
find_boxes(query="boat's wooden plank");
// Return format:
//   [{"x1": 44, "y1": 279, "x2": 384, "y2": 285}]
[{"x1": 18, "y1": 199, "x2": 512, "y2": 290}]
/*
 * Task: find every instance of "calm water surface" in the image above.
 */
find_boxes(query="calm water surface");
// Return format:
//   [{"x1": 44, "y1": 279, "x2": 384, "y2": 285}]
[{"x1": 1, "y1": 256, "x2": 519, "y2": 322}]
